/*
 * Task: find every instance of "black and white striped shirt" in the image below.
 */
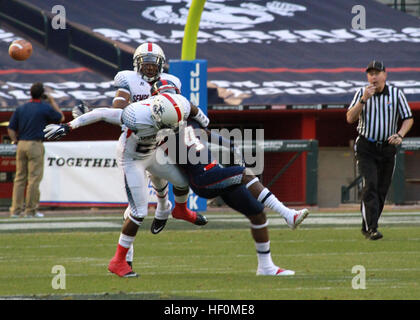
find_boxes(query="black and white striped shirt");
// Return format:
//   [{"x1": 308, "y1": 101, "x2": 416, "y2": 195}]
[{"x1": 348, "y1": 84, "x2": 413, "y2": 142}]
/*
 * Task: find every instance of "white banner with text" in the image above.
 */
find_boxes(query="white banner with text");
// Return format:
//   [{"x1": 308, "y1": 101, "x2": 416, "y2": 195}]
[{"x1": 40, "y1": 141, "x2": 131, "y2": 207}]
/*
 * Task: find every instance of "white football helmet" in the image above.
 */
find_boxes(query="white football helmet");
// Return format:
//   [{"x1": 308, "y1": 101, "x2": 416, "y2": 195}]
[
  {"x1": 133, "y1": 42, "x2": 166, "y2": 82},
  {"x1": 151, "y1": 94, "x2": 184, "y2": 130}
]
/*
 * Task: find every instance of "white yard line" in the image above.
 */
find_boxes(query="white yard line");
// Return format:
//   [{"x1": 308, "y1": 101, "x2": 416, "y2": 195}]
[
  {"x1": 0, "y1": 221, "x2": 121, "y2": 230},
  {"x1": 1, "y1": 212, "x2": 420, "y2": 231}
]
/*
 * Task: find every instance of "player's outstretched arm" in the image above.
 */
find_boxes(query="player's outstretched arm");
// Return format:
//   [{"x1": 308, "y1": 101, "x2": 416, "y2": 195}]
[
  {"x1": 189, "y1": 103, "x2": 209, "y2": 128},
  {"x1": 44, "y1": 107, "x2": 123, "y2": 140}
]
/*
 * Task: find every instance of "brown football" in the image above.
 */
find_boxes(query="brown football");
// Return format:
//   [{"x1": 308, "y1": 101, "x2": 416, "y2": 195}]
[{"x1": 8, "y1": 39, "x2": 33, "y2": 61}]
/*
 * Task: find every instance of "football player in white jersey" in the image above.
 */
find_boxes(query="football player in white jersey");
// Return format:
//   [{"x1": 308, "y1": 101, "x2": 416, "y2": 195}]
[
  {"x1": 44, "y1": 92, "x2": 209, "y2": 277},
  {"x1": 112, "y1": 42, "x2": 180, "y2": 108},
  {"x1": 110, "y1": 42, "x2": 200, "y2": 234}
]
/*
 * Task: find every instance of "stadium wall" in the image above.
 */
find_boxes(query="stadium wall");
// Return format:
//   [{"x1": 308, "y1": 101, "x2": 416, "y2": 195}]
[{"x1": 2, "y1": 105, "x2": 420, "y2": 207}]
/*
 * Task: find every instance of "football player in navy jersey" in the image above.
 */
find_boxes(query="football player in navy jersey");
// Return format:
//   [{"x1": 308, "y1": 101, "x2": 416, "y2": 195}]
[{"x1": 151, "y1": 80, "x2": 310, "y2": 276}]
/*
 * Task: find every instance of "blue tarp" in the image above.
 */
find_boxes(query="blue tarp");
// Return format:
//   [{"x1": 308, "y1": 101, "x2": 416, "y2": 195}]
[{"x1": 1, "y1": 0, "x2": 420, "y2": 107}]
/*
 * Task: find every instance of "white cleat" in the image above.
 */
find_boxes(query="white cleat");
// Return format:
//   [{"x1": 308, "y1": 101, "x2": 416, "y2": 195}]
[
  {"x1": 257, "y1": 267, "x2": 295, "y2": 276},
  {"x1": 286, "y1": 208, "x2": 309, "y2": 230}
]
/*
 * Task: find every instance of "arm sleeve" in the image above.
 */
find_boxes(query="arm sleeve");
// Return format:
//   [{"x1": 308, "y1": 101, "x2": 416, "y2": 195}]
[
  {"x1": 397, "y1": 89, "x2": 413, "y2": 120},
  {"x1": 348, "y1": 88, "x2": 363, "y2": 110},
  {"x1": 69, "y1": 108, "x2": 123, "y2": 129}
]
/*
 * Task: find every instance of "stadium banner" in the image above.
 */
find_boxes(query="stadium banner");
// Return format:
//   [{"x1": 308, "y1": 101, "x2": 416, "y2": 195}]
[
  {"x1": 3, "y1": 0, "x2": 420, "y2": 109},
  {"x1": 39, "y1": 141, "x2": 128, "y2": 207},
  {"x1": 39, "y1": 141, "x2": 205, "y2": 210}
]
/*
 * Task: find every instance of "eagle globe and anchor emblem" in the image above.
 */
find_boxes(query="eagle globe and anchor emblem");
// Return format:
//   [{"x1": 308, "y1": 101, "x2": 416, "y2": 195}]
[{"x1": 139, "y1": 1, "x2": 307, "y2": 30}]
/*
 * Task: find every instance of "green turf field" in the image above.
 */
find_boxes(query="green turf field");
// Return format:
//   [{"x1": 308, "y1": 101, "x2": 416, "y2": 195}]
[{"x1": 0, "y1": 211, "x2": 419, "y2": 300}]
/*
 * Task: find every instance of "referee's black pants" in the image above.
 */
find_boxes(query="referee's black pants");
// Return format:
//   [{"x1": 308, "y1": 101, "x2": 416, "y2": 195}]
[{"x1": 355, "y1": 136, "x2": 397, "y2": 232}]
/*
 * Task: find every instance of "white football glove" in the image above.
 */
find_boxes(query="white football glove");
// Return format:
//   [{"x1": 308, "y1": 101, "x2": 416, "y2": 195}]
[
  {"x1": 72, "y1": 103, "x2": 90, "y2": 119},
  {"x1": 43, "y1": 123, "x2": 71, "y2": 140}
]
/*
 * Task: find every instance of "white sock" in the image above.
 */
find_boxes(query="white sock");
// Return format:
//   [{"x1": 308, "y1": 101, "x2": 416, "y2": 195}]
[
  {"x1": 257, "y1": 188, "x2": 293, "y2": 218},
  {"x1": 154, "y1": 183, "x2": 169, "y2": 209},
  {"x1": 155, "y1": 201, "x2": 171, "y2": 220},
  {"x1": 118, "y1": 234, "x2": 135, "y2": 249},
  {"x1": 255, "y1": 241, "x2": 276, "y2": 270},
  {"x1": 126, "y1": 244, "x2": 134, "y2": 262}
]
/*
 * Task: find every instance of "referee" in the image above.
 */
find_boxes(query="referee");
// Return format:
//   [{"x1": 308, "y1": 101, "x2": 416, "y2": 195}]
[{"x1": 346, "y1": 60, "x2": 414, "y2": 240}]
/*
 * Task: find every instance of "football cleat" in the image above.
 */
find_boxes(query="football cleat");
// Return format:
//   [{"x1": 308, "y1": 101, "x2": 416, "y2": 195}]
[
  {"x1": 367, "y1": 229, "x2": 383, "y2": 240},
  {"x1": 257, "y1": 267, "x2": 295, "y2": 276},
  {"x1": 151, "y1": 201, "x2": 172, "y2": 234},
  {"x1": 286, "y1": 208, "x2": 309, "y2": 229},
  {"x1": 150, "y1": 218, "x2": 167, "y2": 234},
  {"x1": 122, "y1": 271, "x2": 138, "y2": 278},
  {"x1": 194, "y1": 213, "x2": 208, "y2": 226},
  {"x1": 108, "y1": 258, "x2": 138, "y2": 278},
  {"x1": 172, "y1": 205, "x2": 208, "y2": 226}
]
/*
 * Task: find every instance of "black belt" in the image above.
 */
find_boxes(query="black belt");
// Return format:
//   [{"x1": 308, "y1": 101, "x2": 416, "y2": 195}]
[{"x1": 360, "y1": 136, "x2": 389, "y2": 148}]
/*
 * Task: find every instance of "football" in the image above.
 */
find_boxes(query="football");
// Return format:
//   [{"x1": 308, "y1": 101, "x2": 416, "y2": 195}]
[{"x1": 8, "y1": 39, "x2": 33, "y2": 61}]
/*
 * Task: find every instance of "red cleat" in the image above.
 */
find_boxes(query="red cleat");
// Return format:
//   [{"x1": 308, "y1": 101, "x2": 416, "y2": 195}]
[
  {"x1": 108, "y1": 257, "x2": 138, "y2": 278},
  {"x1": 172, "y1": 202, "x2": 208, "y2": 226}
]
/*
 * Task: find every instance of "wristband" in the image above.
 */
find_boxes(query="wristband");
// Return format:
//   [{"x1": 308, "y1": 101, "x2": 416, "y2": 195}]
[
  {"x1": 397, "y1": 133, "x2": 403, "y2": 139},
  {"x1": 359, "y1": 98, "x2": 366, "y2": 105},
  {"x1": 192, "y1": 108, "x2": 210, "y2": 128}
]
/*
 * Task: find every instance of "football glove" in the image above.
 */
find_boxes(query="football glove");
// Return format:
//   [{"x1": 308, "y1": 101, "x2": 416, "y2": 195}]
[
  {"x1": 72, "y1": 103, "x2": 90, "y2": 119},
  {"x1": 43, "y1": 123, "x2": 71, "y2": 140}
]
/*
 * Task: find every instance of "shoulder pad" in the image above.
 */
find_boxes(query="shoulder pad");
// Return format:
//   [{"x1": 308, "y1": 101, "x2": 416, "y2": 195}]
[{"x1": 114, "y1": 71, "x2": 133, "y2": 92}]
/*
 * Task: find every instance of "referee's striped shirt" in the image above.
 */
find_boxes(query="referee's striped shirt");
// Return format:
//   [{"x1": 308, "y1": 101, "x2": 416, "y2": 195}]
[{"x1": 348, "y1": 84, "x2": 413, "y2": 142}]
